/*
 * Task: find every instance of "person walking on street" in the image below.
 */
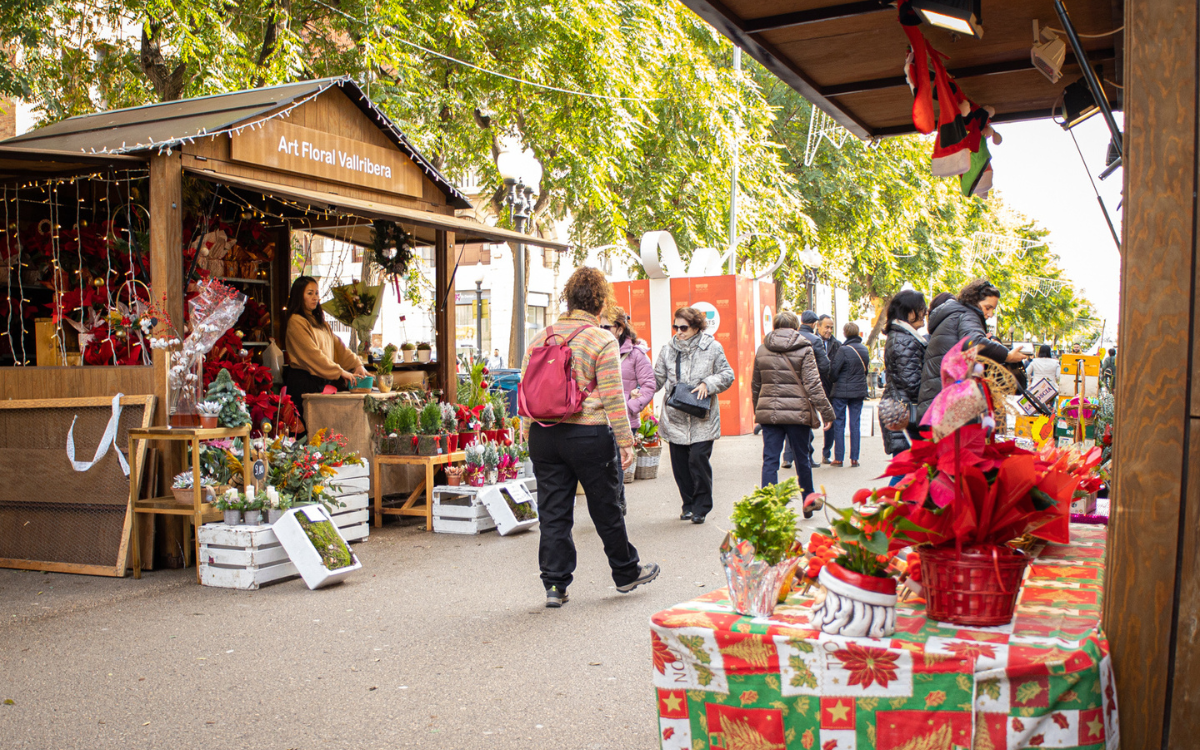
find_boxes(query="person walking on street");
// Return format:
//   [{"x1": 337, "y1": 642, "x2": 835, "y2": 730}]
[
  {"x1": 829, "y1": 322, "x2": 869, "y2": 467},
  {"x1": 487, "y1": 348, "x2": 505, "y2": 369},
  {"x1": 521, "y1": 267, "x2": 659, "y2": 608},
  {"x1": 796, "y1": 311, "x2": 832, "y2": 468},
  {"x1": 918, "y1": 279, "x2": 1028, "y2": 421},
  {"x1": 880, "y1": 290, "x2": 927, "y2": 455},
  {"x1": 654, "y1": 306, "x2": 735, "y2": 525},
  {"x1": 817, "y1": 315, "x2": 841, "y2": 464},
  {"x1": 1100, "y1": 347, "x2": 1117, "y2": 392},
  {"x1": 752, "y1": 311, "x2": 835, "y2": 514},
  {"x1": 1030, "y1": 344, "x2": 1061, "y2": 397},
  {"x1": 607, "y1": 307, "x2": 655, "y2": 517}
]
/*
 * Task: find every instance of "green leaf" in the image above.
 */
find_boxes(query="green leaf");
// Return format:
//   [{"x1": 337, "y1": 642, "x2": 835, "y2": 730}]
[{"x1": 861, "y1": 530, "x2": 889, "y2": 556}]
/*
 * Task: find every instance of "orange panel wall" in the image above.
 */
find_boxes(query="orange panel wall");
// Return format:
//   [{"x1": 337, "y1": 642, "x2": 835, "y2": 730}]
[{"x1": 611, "y1": 279, "x2": 653, "y2": 351}]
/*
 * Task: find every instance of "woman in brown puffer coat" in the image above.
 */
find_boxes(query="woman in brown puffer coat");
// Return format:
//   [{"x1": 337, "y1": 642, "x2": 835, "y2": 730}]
[{"x1": 751, "y1": 311, "x2": 835, "y2": 511}]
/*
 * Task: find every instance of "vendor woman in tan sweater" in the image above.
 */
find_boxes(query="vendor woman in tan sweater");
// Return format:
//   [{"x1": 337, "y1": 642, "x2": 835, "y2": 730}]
[{"x1": 283, "y1": 276, "x2": 369, "y2": 404}]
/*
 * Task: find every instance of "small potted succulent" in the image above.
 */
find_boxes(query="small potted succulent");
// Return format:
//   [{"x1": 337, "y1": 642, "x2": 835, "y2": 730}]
[
  {"x1": 416, "y1": 341, "x2": 432, "y2": 363},
  {"x1": 400, "y1": 342, "x2": 417, "y2": 363},
  {"x1": 440, "y1": 402, "x2": 459, "y2": 452},
  {"x1": 377, "y1": 344, "x2": 397, "y2": 393},
  {"x1": 171, "y1": 472, "x2": 215, "y2": 505},
  {"x1": 464, "y1": 443, "x2": 485, "y2": 486},
  {"x1": 417, "y1": 401, "x2": 444, "y2": 456},
  {"x1": 213, "y1": 488, "x2": 246, "y2": 525},
  {"x1": 196, "y1": 401, "x2": 222, "y2": 429},
  {"x1": 444, "y1": 465, "x2": 465, "y2": 487}
]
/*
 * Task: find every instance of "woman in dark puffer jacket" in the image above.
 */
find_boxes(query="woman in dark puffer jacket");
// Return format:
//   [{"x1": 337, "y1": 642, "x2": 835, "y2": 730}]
[
  {"x1": 880, "y1": 290, "x2": 927, "y2": 454},
  {"x1": 917, "y1": 279, "x2": 1028, "y2": 421}
]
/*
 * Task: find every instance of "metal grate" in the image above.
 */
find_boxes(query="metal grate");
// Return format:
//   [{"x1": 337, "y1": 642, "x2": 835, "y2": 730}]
[{"x1": 0, "y1": 396, "x2": 153, "y2": 575}]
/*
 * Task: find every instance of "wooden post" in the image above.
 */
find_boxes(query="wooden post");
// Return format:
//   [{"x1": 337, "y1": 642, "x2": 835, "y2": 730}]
[
  {"x1": 272, "y1": 225, "x2": 291, "y2": 345},
  {"x1": 1105, "y1": 1, "x2": 1199, "y2": 745},
  {"x1": 436, "y1": 229, "x2": 457, "y2": 403},
  {"x1": 149, "y1": 152, "x2": 185, "y2": 566}
]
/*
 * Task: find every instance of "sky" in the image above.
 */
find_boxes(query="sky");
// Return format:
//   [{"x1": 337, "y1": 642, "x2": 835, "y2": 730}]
[{"x1": 989, "y1": 112, "x2": 1124, "y2": 344}]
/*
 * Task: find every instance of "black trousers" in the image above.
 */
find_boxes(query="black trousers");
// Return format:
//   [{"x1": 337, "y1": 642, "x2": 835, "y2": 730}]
[
  {"x1": 529, "y1": 423, "x2": 640, "y2": 590},
  {"x1": 668, "y1": 440, "x2": 715, "y2": 517}
]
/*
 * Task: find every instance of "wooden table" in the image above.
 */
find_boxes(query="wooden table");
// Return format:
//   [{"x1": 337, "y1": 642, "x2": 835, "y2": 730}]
[
  {"x1": 649, "y1": 526, "x2": 1117, "y2": 750},
  {"x1": 373, "y1": 451, "x2": 466, "y2": 531},
  {"x1": 127, "y1": 426, "x2": 253, "y2": 583}
]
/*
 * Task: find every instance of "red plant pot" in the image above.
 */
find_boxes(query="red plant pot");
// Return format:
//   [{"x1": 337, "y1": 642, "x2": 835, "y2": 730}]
[
  {"x1": 459, "y1": 431, "x2": 478, "y2": 449},
  {"x1": 823, "y1": 561, "x2": 898, "y2": 596},
  {"x1": 446, "y1": 434, "x2": 459, "y2": 453},
  {"x1": 918, "y1": 544, "x2": 1029, "y2": 627},
  {"x1": 199, "y1": 415, "x2": 219, "y2": 429},
  {"x1": 496, "y1": 428, "x2": 511, "y2": 445},
  {"x1": 484, "y1": 429, "x2": 498, "y2": 443}
]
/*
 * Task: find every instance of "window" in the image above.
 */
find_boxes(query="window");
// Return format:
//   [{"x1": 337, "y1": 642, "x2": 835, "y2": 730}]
[
  {"x1": 456, "y1": 299, "x2": 490, "y2": 357},
  {"x1": 526, "y1": 305, "x2": 546, "y2": 337}
]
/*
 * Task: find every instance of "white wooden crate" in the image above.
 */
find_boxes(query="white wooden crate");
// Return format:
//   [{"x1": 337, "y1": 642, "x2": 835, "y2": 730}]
[
  {"x1": 331, "y1": 492, "x2": 370, "y2": 543},
  {"x1": 199, "y1": 524, "x2": 299, "y2": 590},
  {"x1": 432, "y1": 487, "x2": 496, "y2": 535}
]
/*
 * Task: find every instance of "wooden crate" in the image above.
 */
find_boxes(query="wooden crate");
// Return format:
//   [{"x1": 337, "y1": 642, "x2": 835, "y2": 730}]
[
  {"x1": 331, "y1": 492, "x2": 369, "y2": 543},
  {"x1": 432, "y1": 487, "x2": 496, "y2": 535},
  {"x1": 198, "y1": 524, "x2": 299, "y2": 590}
]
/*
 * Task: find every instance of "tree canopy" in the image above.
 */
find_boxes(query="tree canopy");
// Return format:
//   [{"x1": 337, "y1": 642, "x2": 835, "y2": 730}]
[{"x1": 3, "y1": 0, "x2": 1095, "y2": 349}]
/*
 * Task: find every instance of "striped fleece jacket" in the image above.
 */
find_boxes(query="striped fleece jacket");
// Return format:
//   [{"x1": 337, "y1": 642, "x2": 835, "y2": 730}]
[{"x1": 519, "y1": 310, "x2": 635, "y2": 448}]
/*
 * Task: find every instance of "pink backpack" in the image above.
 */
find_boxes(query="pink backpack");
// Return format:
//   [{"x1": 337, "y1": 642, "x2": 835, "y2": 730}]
[{"x1": 518, "y1": 324, "x2": 594, "y2": 425}]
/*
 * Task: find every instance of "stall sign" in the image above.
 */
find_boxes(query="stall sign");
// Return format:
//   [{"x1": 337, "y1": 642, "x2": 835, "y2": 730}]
[{"x1": 231, "y1": 119, "x2": 423, "y2": 198}]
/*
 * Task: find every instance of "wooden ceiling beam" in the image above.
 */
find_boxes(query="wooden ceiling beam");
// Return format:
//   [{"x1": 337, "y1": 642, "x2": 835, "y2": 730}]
[
  {"x1": 743, "y1": 1, "x2": 893, "y2": 34},
  {"x1": 823, "y1": 48, "x2": 1115, "y2": 97}
]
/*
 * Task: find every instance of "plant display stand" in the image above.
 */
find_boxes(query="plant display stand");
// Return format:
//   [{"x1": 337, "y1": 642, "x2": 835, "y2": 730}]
[
  {"x1": 476, "y1": 480, "x2": 539, "y2": 536},
  {"x1": 198, "y1": 523, "x2": 299, "y2": 590},
  {"x1": 373, "y1": 451, "x2": 466, "y2": 531},
  {"x1": 274, "y1": 505, "x2": 362, "y2": 590}
]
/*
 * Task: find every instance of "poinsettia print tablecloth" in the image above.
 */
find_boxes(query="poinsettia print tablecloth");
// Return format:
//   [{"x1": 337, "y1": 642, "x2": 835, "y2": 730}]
[{"x1": 650, "y1": 526, "x2": 1118, "y2": 750}]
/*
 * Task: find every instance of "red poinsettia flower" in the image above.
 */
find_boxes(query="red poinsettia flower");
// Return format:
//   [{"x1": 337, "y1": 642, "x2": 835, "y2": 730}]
[{"x1": 831, "y1": 643, "x2": 901, "y2": 689}]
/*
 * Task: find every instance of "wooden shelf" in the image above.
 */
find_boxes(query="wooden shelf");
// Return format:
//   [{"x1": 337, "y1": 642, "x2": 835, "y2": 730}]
[
  {"x1": 219, "y1": 277, "x2": 270, "y2": 286},
  {"x1": 134, "y1": 496, "x2": 222, "y2": 516}
]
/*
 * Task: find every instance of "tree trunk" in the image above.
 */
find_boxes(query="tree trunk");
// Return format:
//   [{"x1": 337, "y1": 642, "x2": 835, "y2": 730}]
[
  {"x1": 865, "y1": 294, "x2": 892, "y2": 349},
  {"x1": 507, "y1": 242, "x2": 531, "y2": 368}
]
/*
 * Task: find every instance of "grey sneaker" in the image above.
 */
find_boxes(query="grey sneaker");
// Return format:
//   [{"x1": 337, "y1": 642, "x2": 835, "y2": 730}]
[
  {"x1": 546, "y1": 586, "x2": 569, "y2": 608},
  {"x1": 616, "y1": 563, "x2": 661, "y2": 593}
]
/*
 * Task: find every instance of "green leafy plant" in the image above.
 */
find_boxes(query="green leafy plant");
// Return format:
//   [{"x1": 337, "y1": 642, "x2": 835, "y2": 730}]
[
  {"x1": 385, "y1": 403, "x2": 419, "y2": 435},
  {"x1": 378, "y1": 344, "x2": 397, "y2": 376},
  {"x1": 296, "y1": 513, "x2": 353, "y2": 570},
  {"x1": 813, "y1": 487, "x2": 927, "y2": 578},
  {"x1": 416, "y1": 342, "x2": 431, "y2": 351},
  {"x1": 490, "y1": 392, "x2": 508, "y2": 423},
  {"x1": 418, "y1": 401, "x2": 443, "y2": 435},
  {"x1": 730, "y1": 479, "x2": 801, "y2": 566},
  {"x1": 400, "y1": 342, "x2": 416, "y2": 351},
  {"x1": 213, "y1": 491, "x2": 247, "y2": 512}
]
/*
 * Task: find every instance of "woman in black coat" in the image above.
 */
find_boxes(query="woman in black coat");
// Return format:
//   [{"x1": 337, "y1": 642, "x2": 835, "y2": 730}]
[
  {"x1": 880, "y1": 290, "x2": 927, "y2": 454},
  {"x1": 829, "y1": 322, "x2": 870, "y2": 466},
  {"x1": 917, "y1": 279, "x2": 1028, "y2": 421}
]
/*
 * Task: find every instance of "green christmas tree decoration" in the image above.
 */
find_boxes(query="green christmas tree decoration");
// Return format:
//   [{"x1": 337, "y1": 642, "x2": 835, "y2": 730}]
[{"x1": 203, "y1": 368, "x2": 252, "y2": 428}]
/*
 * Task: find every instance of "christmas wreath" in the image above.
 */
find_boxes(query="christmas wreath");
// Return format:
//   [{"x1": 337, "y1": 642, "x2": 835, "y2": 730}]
[{"x1": 369, "y1": 220, "x2": 415, "y2": 279}]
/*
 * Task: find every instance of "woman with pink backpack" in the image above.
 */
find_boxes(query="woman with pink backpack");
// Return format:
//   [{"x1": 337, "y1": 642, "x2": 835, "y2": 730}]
[{"x1": 518, "y1": 267, "x2": 660, "y2": 609}]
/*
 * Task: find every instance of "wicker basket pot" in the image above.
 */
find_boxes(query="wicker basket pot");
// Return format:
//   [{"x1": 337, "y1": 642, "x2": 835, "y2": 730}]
[
  {"x1": 623, "y1": 467, "x2": 636, "y2": 484},
  {"x1": 919, "y1": 544, "x2": 1029, "y2": 627},
  {"x1": 634, "y1": 444, "x2": 661, "y2": 480}
]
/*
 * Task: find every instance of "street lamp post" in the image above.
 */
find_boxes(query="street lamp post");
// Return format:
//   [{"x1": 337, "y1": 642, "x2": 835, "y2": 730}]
[
  {"x1": 474, "y1": 278, "x2": 484, "y2": 358},
  {"x1": 497, "y1": 146, "x2": 542, "y2": 361}
]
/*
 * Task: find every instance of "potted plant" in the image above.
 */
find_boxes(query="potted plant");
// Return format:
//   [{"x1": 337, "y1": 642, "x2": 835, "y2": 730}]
[
  {"x1": 203, "y1": 367, "x2": 252, "y2": 428},
  {"x1": 377, "y1": 344, "x2": 397, "y2": 393},
  {"x1": 440, "y1": 402, "x2": 459, "y2": 452},
  {"x1": 497, "y1": 444, "x2": 517, "y2": 481},
  {"x1": 196, "y1": 401, "x2": 222, "y2": 429},
  {"x1": 637, "y1": 410, "x2": 660, "y2": 447},
  {"x1": 382, "y1": 402, "x2": 419, "y2": 455},
  {"x1": 482, "y1": 440, "x2": 500, "y2": 484},
  {"x1": 400, "y1": 342, "x2": 417, "y2": 363},
  {"x1": 417, "y1": 401, "x2": 444, "y2": 456},
  {"x1": 457, "y1": 404, "x2": 482, "y2": 449},
  {"x1": 171, "y1": 472, "x2": 214, "y2": 505},
  {"x1": 213, "y1": 488, "x2": 246, "y2": 525},
  {"x1": 444, "y1": 465, "x2": 465, "y2": 487},
  {"x1": 464, "y1": 443, "x2": 486, "y2": 486},
  {"x1": 274, "y1": 505, "x2": 362, "y2": 589},
  {"x1": 480, "y1": 402, "x2": 497, "y2": 442},
  {"x1": 720, "y1": 479, "x2": 804, "y2": 617},
  {"x1": 263, "y1": 486, "x2": 290, "y2": 523},
  {"x1": 490, "y1": 394, "x2": 510, "y2": 444},
  {"x1": 243, "y1": 490, "x2": 264, "y2": 525},
  {"x1": 516, "y1": 441, "x2": 532, "y2": 478},
  {"x1": 416, "y1": 341, "x2": 432, "y2": 363},
  {"x1": 801, "y1": 486, "x2": 925, "y2": 638}
]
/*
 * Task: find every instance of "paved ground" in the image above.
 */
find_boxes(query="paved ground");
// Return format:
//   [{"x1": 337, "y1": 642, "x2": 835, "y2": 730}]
[{"x1": 1, "y1": 416, "x2": 891, "y2": 750}]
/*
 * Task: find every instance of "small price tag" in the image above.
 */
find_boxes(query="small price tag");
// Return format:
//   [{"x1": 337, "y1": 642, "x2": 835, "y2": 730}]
[{"x1": 252, "y1": 459, "x2": 267, "y2": 481}]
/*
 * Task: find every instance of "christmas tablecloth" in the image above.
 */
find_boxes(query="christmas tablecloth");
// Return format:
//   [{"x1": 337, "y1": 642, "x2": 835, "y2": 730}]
[{"x1": 650, "y1": 526, "x2": 1118, "y2": 750}]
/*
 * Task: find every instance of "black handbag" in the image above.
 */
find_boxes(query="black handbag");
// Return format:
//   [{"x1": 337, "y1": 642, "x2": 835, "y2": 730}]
[{"x1": 666, "y1": 352, "x2": 711, "y2": 418}]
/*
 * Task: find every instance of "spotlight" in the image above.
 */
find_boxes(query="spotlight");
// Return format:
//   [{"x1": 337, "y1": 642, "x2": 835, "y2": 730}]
[
  {"x1": 1031, "y1": 21, "x2": 1067, "y2": 84},
  {"x1": 1060, "y1": 77, "x2": 1099, "y2": 129},
  {"x1": 911, "y1": 0, "x2": 983, "y2": 38}
]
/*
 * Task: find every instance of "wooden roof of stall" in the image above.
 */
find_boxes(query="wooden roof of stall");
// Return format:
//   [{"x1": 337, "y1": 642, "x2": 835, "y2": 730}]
[
  {"x1": 680, "y1": 0, "x2": 1124, "y2": 138},
  {"x1": 1, "y1": 78, "x2": 568, "y2": 250}
]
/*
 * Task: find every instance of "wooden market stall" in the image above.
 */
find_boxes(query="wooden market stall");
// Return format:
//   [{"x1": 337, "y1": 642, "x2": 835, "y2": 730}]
[
  {"x1": 674, "y1": 0, "x2": 1198, "y2": 746},
  {"x1": 0, "y1": 77, "x2": 567, "y2": 573}
]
